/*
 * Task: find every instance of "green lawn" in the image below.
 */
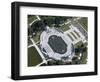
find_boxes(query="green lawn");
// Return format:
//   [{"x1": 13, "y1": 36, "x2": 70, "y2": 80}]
[
  {"x1": 28, "y1": 15, "x2": 37, "y2": 24},
  {"x1": 32, "y1": 31, "x2": 42, "y2": 43},
  {"x1": 73, "y1": 30, "x2": 80, "y2": 37},
  {"x1": 28, "y1": 47, "x2": 42, "y2": 66},
  {"x1": 71, "y1": 50, "x2": 87, "y2": 64},
  {"x1": 60, "y1": 24, "x2": 70, "y2": 31},
  {"x1": 74, "y1": 41, "x2": 88, "y2": 64},
  {"x1": 28, "y1": 38, "x2": 33, "y2": 46},
  {"x1": 67, "y1": 34, "x2": 74, "y2": 41},
  {"x1": 79, "y1": 50, "x2": 87, "y2": 64},
  {"x1": 78, "y1": 18, "x2": 88, "y2": 31},
  {"x1": 74, "y1": 41, "x2": 83, "y2": 48},
  {"x1": 70, "y1": 32, "x2": 77, "y2": 39}
]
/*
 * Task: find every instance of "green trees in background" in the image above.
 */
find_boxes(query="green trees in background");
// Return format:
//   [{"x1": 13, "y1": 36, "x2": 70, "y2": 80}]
[
  {"x1": 28, "y1": 20, "x2": 46, "y2": 36},
  {"x1": 74, "y1": 43, "x2": 87, "y2": 64},
  {"x1": 40, "y1": 16, "x2": 68, "y2": 27},
  {"x1": 31, "y1": 20, "x2": 45, "y2": 32}
]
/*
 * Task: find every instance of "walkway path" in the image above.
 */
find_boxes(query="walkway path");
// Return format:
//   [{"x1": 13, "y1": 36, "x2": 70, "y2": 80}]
[{"x1": 30, "y1": 38, "x2": 46, "y2": 61}]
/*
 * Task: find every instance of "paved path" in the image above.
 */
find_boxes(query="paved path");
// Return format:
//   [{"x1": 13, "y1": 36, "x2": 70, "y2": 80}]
[
  {"x1": 28, "y1": 45, "x2": 34, "y2": 48},
  {"x1": 29, "y1": 15, "x2": 41, "y2": 26},
  {"x1": 29, "y1": 19, "x2": 39, "y2": 26},
  {"x1": 36, "y1": 61, "x2": 47, "y2": 67},
  {"x1": 30, "y1": 38, "x2": 47, "y2": 63},
  {"x1": 36, "y1": 15, "x2": 41, "y2": 20},
  {"x1": 64, "y1": 18, "x2": 88, "y2": 44},
  {"x1": 64, "y1": 28, "x2": 82, "y2": 45},
  {"x1": 28, "y1": 15, "x2": 49, "y2": 66}
]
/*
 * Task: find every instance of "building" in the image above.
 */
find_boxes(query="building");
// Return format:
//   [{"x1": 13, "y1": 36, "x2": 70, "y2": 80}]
[{"x1": 40, "y1": 27, "x2": 75, "y2": 62}]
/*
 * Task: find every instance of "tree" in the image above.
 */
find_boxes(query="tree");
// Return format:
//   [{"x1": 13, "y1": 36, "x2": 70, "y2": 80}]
[
  {"x1": 54, "y1": 16, "x2": 67, "y2": 27},
  {"x1": 31, "y1": 20, "x2": 46, "y2": 32},
  {"x1": 42, "y1": 17, "x2": 55, "y2": 26},
  {"x1": 55, "y1": 60, "x2": 64, "y2": 65},
  {"x1": 47, "y1": 61, "x2": 55, "y2": 65},
  {"x1": 28, "y1": 27, "x2": 33, "y2": 36}
]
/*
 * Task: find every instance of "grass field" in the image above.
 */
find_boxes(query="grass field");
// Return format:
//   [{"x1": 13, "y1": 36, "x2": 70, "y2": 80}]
[
  {"x1": 60, "y1": 24, "x2": 70, "y2": 32},
  {"x1": 28, "y1": 38, "x2": 33, "y2": 46},
  {"x1": 78, "y1": 18, "x2": 88, "y2": 31},
  {"x1": 28, "y1": 15, "x2": 37, "y2": 24},
  {"x1": 79, "y1": 50, "x2": 87, "y2": 64},
  {"x1": 70, "y1": 32, "x2": 77, "y2": 39},
  {"x1": 73, "y1": 30, "x2": 80, "y2": 37},
  {"x1": 74, "y1": 41, "x2": 83, "y2": 48},
  {"x1": 32, "y1": 31, "x2": 42, "y2": 43},
  {"x1": 74, "y1": 41, "x2": 87, "y2": 64},
  {"x1": 67, "y1": 34, "x2": 74, "y2": 41},
  {"x1": 28, "y1": 47, "x2": 42, "y2": 66}
]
